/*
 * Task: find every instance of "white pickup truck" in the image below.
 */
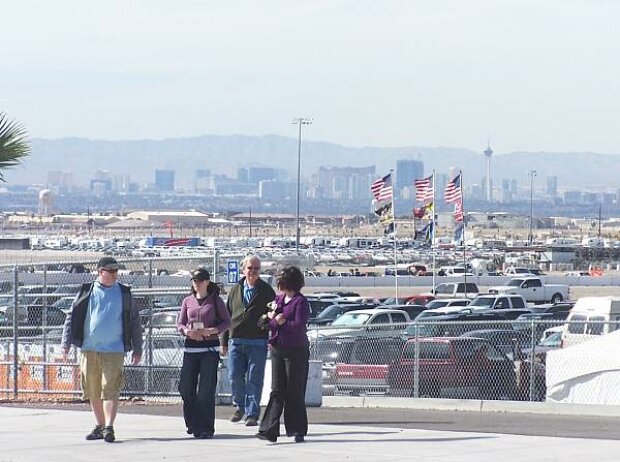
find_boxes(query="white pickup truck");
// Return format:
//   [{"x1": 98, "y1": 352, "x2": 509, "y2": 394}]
[{"x1": 488, "y1": 277, "x2": 569, "y2": 304}]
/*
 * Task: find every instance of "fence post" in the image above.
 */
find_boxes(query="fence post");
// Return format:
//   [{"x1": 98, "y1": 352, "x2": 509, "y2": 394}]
[
  {"x1": 12, "y1": 265, "x2": 19, "y2": 399},
  {"x1": 529, "y1": 318, "x2": 536, "y2": 401},
  {"x1": 42, "y1": 265, "x2": 49, "y2": 392},
  {"x1": 413, "y1": 322, "x2": 420, "y2": 398},
  {"x1": 213, "y1": 250, "x2": 220, "y2": 285}
]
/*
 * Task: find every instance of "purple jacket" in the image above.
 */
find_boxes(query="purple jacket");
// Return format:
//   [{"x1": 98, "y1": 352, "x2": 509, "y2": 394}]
[
  {"x1": 267, "y1": 292, "x2": 309, "y2": 348},
  {"x1": 177, "y1": 292, "x2": 230, "y2": 346}
]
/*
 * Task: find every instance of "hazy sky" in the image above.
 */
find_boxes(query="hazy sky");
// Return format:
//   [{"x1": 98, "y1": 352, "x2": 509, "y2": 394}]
[{"x1": 2, "y1": 0, "x2": 620, "y2": 154}]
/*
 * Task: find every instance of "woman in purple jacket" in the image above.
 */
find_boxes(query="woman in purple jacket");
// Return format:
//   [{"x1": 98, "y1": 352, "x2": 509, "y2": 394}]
[
  {"x1": 177, "y1": 268, "x2": 230, "y2": 439},
  {"x1": 257, "y1": 265, "x2": 309, "y2": 443}
]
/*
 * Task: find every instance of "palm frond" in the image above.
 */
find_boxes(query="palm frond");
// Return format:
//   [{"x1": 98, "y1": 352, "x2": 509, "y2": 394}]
[{"x1": 0, "y1": 112, "x2": 30, "y2": 182}]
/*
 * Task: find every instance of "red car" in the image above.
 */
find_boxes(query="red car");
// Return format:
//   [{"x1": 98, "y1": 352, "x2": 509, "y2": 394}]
[
  {"x1": 388, "y1": 337, "x2": 517, "y2": 400},
  {"x1": 405, "y1": 294, "x2": 435, "y2": 305},
  {"x1": 334, "y1": 337, "x2": 405, "y2": 395}
]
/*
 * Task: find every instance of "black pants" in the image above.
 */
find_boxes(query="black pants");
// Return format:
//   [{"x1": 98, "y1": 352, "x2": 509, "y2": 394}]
[
  {"x1": 178, "y1": 351, "x2": 219, "y2": 435},
  {"x1": 259, "y1": 345, "x2": 309, "y2": 438}
]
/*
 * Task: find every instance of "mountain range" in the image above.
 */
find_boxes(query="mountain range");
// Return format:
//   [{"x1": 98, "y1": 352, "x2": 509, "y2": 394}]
[{"x1": 8, "y1": 135, "x2": 618, "y2": 192}]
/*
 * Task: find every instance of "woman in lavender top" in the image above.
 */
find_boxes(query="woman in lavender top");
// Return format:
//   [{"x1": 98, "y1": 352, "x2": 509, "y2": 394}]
[
  {"x1": 257, "y1": 265, "x2": 309, "y2": 443},
  {"x1": 177, "y1": 268, "x2": 230, "y2": 439}
]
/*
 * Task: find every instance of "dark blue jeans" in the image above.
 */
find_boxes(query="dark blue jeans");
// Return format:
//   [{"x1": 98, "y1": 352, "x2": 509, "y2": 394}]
[
  {"x1": 228, "y1": 338, "x2": 268, "y2": 418},
  {"x1": 178, "y1": 351, "x2": 220, "y2": 435}
]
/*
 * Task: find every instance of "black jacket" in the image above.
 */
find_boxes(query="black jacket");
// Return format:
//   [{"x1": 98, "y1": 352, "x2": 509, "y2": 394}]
[
  {"x1": 221, "y1": 277, "x2": 276, "y2": 345},
  {"x1": 61, "y1": 281, "x2": 143, "y2": 355}
]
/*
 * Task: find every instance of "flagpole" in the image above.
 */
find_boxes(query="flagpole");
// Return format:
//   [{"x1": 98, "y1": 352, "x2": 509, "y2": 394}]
[
  {"x1": 431, "y1": 169, "x2": 436, "y2": 293},
  {"x1": 391, "y1": 168, "x2": 398, "y2": 304},
  {"x1": 460, "y1": 170, "x2": 467, "y2": 296}
]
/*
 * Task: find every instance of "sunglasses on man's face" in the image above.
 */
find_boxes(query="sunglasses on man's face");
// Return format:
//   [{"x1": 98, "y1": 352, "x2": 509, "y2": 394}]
[
  {"x1": 246, "y1": 266, "x2": 260, "y2": 270},
  {"x1": 102, "y1": 269, "x2": 119, "y2": 274}
]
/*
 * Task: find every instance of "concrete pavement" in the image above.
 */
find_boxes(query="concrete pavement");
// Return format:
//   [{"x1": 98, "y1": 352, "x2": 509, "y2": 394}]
[{"x1": 2, "y1": 405, "x2": 620, "y2": 462}]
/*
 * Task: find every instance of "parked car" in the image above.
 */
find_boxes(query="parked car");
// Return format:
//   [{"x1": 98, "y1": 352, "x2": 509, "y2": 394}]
[
  {"x1": 388, "y1": 337, "x2": 518, "y2": 399},
  {"x1": 467, "y1": 294, "x2": 528, "y2": 311},
  {"x1": 405, "y1": 294, "x2": 435, "y2": 305},
  {"x1": 402, "y1": 312, "x2": 511, "y2": 338},
  {"x1": 561, "y1": 296, "x2": 620, "y2": 348},
  {"x1": 489, "y1": 277, "x2": 569, "y2": 304},
  {"x1": 503, "y1": 267, "x2": 545, "y2": 276},
  {"x1": 424, "y1": 282, "x2": 480, "y2": 300},
  {"x1": 334, "y1": 336, "x2": 405, "y2": 395},
  {"x1": 425, "y1": 298, "x2": 471, "y2": 310},
  {"x1": 375, "y1": 304, "x2": 427, "y2": 320},
  {"x1": 308, "y1": 303, "x2": 376, "y2": 326},
  {"x1": 513, "y1": 311, "x2": 569, "y2": 339},
  {"x1": 563, "y1": 271, "x2": 590, "y2": 277},
  {"x1": 459, "y1": 329, "x2": 531, "y2": 357},
  {"x1": 316, "y1": 309, "x2": 411, "y2": 339}
]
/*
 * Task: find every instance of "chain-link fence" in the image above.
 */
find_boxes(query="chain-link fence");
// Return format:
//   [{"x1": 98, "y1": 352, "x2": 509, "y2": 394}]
[
  {"x1": 0, "y1": 257, "x2": 228, "y2": 402},
  {"x1": 309, "y1": 318, "x2": 616, "y2": 403},
  {"x1": 0, "y1": 257, "x2": 616, "y2": 404}
]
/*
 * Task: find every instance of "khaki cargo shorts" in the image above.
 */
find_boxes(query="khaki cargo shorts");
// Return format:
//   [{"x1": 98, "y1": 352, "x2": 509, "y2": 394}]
[{"x1": 80, "y1": 351, "x2": 125, "y2": 401}]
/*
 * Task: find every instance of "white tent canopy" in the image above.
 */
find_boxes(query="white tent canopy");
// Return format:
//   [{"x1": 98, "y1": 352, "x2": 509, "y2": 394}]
[{"x1": 546, "y1": 329, "x2": 620, "y2": 405}]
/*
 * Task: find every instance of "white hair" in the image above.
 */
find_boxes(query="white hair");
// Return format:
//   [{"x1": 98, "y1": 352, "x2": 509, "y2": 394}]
[{"x1": 241, "y1": 254, "x2": 261, "y2": 270}]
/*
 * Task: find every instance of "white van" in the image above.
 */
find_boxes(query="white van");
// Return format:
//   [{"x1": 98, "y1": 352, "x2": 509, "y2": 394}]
[{"x1": 561, "y1": 297, "x2": 620, "y2": 348}]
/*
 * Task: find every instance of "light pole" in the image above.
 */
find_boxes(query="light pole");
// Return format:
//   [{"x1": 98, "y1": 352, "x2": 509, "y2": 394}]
[
  {"x1": 528, "y1": 169, "x2": 537, "y2": 246},
  {"x1": 292, "y1": 117, "x2": 312, "y2": 251}
]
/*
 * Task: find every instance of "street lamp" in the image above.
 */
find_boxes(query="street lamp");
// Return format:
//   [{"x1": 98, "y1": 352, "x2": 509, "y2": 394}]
[
  {"x1": 292, "y1": 117, "x2": 312, "y2": 251},
  {"x1": 528, "y1": 169, "x2": 537, "y2": 246}
]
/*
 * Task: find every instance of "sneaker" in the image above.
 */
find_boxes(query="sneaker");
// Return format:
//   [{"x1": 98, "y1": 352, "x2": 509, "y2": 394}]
[
  {"x1": 230, "y1": 409, "x2": 244, "y2": 423},
  {"x1": 194, "y1": 432, "x2": 214, "y2": 439},
  {"x1": 103, "y1": 426, "x2": 115, "y2": 443},
  {"x1": 186, "y1": 427, "x2": 194, "y2": 435},
  {"x1": 294, "y1": 434, "x2": 305, "y2": 443},
  {"x1": 245, "y1": 416, "x2": 258, "y2": 427},
  {"x1": 85, "y1": 425, "x2": 104, "y2": 441}
]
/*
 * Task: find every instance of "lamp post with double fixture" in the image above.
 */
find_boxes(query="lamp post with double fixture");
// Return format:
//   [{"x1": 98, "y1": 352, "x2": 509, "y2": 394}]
[
  {"x1": 528, "y1": 169, "x2": 537, "y2": 246},
  {"x1": 292, "y1": 117, "x2": 312, "y2": 251}
]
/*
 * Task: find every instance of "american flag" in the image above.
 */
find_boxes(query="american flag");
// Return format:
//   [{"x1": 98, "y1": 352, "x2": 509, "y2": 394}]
[
  {"x1": 414, "y1": 175, "x2": 433, "y2": 202},
  {"x1": 444, "y1": 173, "x2": 462, "y2": 204},
  {"x1": 454, "y1": 199, "x2": 464, "y2": 222},
  {"x1": 371, "y1": 173, "x2": 393, "y2": 202}
]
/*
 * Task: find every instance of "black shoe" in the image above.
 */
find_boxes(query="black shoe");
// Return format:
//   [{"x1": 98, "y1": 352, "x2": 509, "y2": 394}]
[
  {"x1": 294, "y1": 434, "x2": 305, "y2": 443},
  {"x1": 230, "y1": 409, "x2": 244, "y2": 423},
  {"x1": 85, "y1": 425, "x2": 104, "y2": 441},
  {"x1": 103, "y1": 426, "x2": 115, "y2": 443},
  {"x1": 186, "y1": 427, "x2": 194, "y2": 435},
  {"x1": 245, "y1": 416, "x2": 258, "y2": 427},
  {"x1": 256, "y1": 432, "x2": 277, "y2": 443},
  {"x1": 194, "y1": 432, "x2": 214, "y2": 439}
]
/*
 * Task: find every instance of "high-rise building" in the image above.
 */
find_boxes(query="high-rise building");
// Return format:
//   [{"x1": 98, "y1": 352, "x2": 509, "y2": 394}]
[
  {"x1": 47, "y1": 171, "x2": 73, "y2": 191},
  {"x1": 396, "y1": 159, "x2": 424, "y2": 198},
  {"x1": 546, "y1": 175, "x2": 558, "y2": 198},
  {"x1": 317, "y1": 166, "x2": 375, "y2": 199},
  {"x1": 501, "y1": 179, "x2": 512, "y2": 203},
  {"x1": 259, "y1": 180, "x2": 297, "y2": 200},
  {"x1": 155, "y1": 170, "x2": 175, "y2": 191}
]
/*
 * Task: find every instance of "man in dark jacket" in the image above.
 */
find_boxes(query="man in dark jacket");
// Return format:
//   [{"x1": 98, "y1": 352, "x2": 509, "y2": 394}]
[
  {"x1": 61, "y1": 257, "x2": 142, "y2": 443},
  {"x1": 221, "y1": 255, "x2": 275, "y2": 426}
]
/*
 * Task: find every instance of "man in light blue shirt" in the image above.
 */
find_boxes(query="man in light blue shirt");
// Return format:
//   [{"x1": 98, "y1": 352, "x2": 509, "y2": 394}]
[{"x1": 61, "y1": 257, "x2": 142, "y2": 443}]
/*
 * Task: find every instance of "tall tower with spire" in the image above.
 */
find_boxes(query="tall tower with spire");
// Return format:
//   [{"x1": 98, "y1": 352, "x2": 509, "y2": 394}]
[{"x1": 484, "y1": 143, "x2": 493, "y2": 202}]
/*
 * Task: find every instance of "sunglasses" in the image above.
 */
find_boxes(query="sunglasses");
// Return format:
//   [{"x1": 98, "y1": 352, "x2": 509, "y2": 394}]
[
  {"x1": 192, "y1": 278, "x2": 209, "y2": 282},
  {"x1": 102, "y1": 269, "x2": 119, "y2": 274},
  {"x1": 246, "y1": 266, "x2": 260, "y2": 270}
]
